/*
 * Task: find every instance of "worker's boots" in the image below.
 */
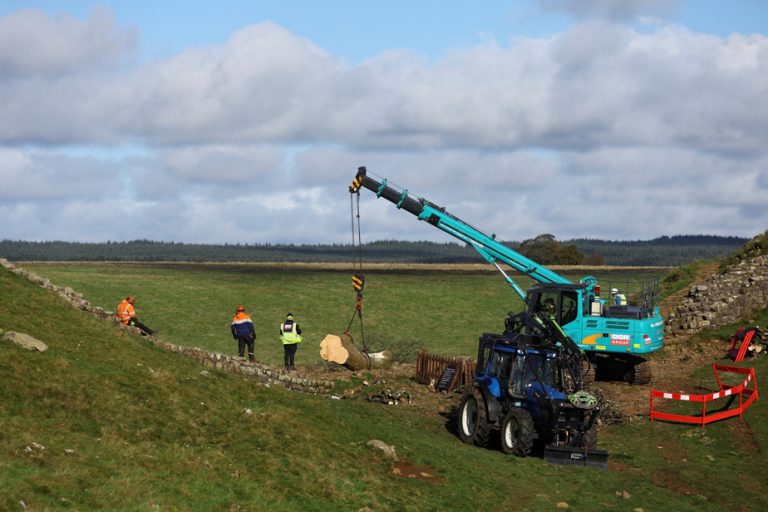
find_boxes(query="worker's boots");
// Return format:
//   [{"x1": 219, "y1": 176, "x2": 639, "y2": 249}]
[{"x1": 248, "y1": 354, "x2": 255, "y2": 363}]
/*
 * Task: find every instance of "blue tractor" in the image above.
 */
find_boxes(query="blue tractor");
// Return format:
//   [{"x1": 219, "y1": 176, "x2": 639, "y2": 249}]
[
  {"x1": 349, "y1": 166, "x2": 664, "y2": 384},
  {"x1": 457, "y1": 310, "x2": 607, "y2": 467}
]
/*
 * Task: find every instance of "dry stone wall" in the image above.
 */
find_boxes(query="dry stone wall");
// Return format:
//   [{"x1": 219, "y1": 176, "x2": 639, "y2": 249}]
[
  {"x1": 666, "y1": 254, "x2": 768, "y2": 336},
  {"x1": 0, "y1": 258, "x2": 334, "y2": 395}
]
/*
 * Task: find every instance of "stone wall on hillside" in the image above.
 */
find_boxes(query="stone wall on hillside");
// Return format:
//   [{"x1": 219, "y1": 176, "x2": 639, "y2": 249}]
[
  {"x1": 666, "y1": 254, "x2": 768, "y2": 336},
  {"x1": 0, "y1": 258, "x2": 334, "y2": 395}
]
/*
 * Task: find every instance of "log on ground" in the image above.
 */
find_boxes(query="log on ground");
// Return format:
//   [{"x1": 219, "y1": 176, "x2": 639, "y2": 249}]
[{"x1": 319, "y1": 334, "x2": 392, "y2": 371}]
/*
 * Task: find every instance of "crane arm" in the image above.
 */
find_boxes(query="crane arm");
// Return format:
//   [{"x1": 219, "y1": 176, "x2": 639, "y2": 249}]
[{"x1": 349, "y1": 167, "x2": 573, "y2": 301}]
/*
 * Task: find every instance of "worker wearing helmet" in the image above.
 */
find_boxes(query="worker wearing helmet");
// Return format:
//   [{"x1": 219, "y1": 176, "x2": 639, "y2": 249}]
[
  {"x1": 279, "y1": 312, "x2": 303, "y2": 371},
  {"x1": 116, "y1": 295, "x2": 154, "y2": 336},
  {"x1": 611, "y1": 288, "x2": 628, "y2": 306},
  {"x1": 231, "y1": 305, "x2": 256, "y2": 362}
]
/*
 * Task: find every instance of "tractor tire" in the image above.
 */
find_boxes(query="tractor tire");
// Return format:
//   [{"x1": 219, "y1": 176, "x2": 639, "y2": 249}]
[
  {"x1": 457, "y1": 386, "x2": 491, "y2": 447},
  {"x1": 500, "y1": 409, "x2": 535, "y2": 457},
  {"x1": 578, "y1": 424, "x2": 598, "y2": 450}
]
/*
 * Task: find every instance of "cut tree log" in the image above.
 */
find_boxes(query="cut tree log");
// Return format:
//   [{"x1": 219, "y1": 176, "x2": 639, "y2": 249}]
[{"x1": 319, "y1": 334, "x2": 392, "y2": 371}]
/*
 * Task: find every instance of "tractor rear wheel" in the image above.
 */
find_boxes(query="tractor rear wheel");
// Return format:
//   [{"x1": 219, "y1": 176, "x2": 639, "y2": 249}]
[
  {"x1": 457, "y1": 386, "x2": 490, "y2": 447},
  {"x1": 500, "y1": 409, "x2": 535, "y2": 456}
]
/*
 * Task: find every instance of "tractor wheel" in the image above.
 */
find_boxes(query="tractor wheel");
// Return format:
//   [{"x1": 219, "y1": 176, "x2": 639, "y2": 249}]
[
  {"x1": 457, "y1": 386, "x2": 490, "y2": 447},
  {"x1": 578, "y1": 424, "x2": 598, "y2": 450},
  {"x1": 500, "y1": 409, "x2": 535, "y2": 456}
]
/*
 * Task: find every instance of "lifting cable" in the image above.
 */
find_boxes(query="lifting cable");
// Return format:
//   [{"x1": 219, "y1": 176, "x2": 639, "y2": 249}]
[{"x1": 344, "y1": 187, "x2": 367, "y2": 351}]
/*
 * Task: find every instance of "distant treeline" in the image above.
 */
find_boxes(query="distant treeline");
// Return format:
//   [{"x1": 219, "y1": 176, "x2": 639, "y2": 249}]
[
  {"x1": 568, "y1": 235, "x2": 749, "y2": 266},
  {"x1": 0, "y1": 235, "x2": 749, "y2": 267}
]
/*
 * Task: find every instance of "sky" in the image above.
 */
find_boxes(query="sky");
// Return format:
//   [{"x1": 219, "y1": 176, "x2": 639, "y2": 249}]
[{"x1": 0, "y1": 0, "x2": 767, "y2": 245}]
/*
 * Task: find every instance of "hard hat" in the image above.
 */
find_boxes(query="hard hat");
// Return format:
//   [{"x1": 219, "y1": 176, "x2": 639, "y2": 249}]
[
  {"x1": 236, "y1": 305, "x2": 245, "y2": 312},
  {"x1": 610, "y1": 288, "x2": 619, "y2": 294},
  {"x1": 286, "y1": 312, "x2": 294, "y2": 318}
]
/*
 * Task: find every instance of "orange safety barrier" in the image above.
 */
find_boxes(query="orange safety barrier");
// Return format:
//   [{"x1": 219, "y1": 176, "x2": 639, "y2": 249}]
[
  {"x1": 727, "y1": 327, "x2": 762, "y2": 362},
  {"x1": 650, "y1": 365, "x2": 758, "y2": 426}
]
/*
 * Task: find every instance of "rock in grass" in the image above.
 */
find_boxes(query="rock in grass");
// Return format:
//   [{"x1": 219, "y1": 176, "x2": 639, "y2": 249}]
[
  {"x1": 367, "y1": 439, "x2": 399, "y2": 462},
  {"x1": 2, "y1": 331, "x2": 48, "y2": 352}
]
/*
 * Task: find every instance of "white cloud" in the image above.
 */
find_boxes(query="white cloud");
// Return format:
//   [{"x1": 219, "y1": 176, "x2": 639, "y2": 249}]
[
  {"x1": 0, "y1": 8, "x2": 766, "y2": 244},
  {"x1": 0, "y1": 7, "x2": 136, "y2": 77},
  {"x1": 538, "y1": 0, "x2": 680, "y2": 21}
]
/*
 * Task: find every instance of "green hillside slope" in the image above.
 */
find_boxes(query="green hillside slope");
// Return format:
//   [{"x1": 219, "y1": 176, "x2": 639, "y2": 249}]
[{"x1": 2, "y1": 265, "x2": 768, "y2": 511}]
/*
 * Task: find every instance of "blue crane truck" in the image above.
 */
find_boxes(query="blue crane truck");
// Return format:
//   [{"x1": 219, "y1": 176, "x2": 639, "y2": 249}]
[{"x1": 349, "y1": 166, "x2": 664, "y2": 384}]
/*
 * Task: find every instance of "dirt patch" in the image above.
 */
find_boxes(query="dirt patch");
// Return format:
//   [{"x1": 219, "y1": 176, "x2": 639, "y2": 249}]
[
  {"x1": 728, "y1": 420, "x2": 762, "y2": 454},
  {"x1": 297, "y1": 331, "x2": 731, "y2": 427},
  {"x1": 607, "y1": 460, "x2": 643, "y2": 473},
  {"x1": 593, "y1": 334, "x2": 726, "y2": 420},
  {"x1": 652, "y1": 471, "x2": 703, "y2": 497},
  {"x1": 391, "y1": 461, "x2": 442, "y2": 484}
]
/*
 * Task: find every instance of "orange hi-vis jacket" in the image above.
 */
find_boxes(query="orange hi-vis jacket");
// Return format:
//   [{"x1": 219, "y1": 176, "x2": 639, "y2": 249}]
[
  {"x1": 231, "y1": 312, "x2": 255, "y2": 338},
  {"x1": 116, "y1": 300, "x2": 136, "y2": 325}
]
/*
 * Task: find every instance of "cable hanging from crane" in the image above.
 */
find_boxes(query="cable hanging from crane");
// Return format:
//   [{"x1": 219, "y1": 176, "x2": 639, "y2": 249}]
[{"x1": 344, "y1": 180, "x2": 367, "y2": 351}]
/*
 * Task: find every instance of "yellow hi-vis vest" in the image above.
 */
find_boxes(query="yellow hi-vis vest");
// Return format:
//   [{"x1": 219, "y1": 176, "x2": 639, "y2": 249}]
[
  {"x1": 280, "y1": 320, "x2": 303, "y2": 345},
  {"x1": 614, "y1": 293, "x2": 628, "y2": 306}
]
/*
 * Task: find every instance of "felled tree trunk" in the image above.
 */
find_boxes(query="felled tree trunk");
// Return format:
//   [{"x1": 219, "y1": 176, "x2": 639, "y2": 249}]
[{"x1": 319, "y1": 334, "x2": 392, "y2": 371}]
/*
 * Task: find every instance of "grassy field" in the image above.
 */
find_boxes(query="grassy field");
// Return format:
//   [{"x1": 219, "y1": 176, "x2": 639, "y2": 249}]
[
  {"x1": 2, "y1": 263, "x2": 767, "y2": 511},
  {"x1": 22, "y1": 262, "x2": 667, "y2": 367}
]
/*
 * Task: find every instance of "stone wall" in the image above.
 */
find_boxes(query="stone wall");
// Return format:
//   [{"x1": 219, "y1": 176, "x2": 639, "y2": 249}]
[
  {"x1": 0, "y1": 258, "x2": 334, "y2": 395},
  {"x1": 666, "y1": 254, "x2": 768, "y2": 336}
]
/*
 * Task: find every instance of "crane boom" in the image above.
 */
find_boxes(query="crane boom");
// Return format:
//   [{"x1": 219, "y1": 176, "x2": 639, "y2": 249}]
[{"x1": 350, "y1": 166, "x2": 572, "y2": 302}]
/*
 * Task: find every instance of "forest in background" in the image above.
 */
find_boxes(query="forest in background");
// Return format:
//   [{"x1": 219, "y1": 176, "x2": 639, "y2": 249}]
[{"x1": 0, "y1": 235, "x2": 748, "y2": 266}]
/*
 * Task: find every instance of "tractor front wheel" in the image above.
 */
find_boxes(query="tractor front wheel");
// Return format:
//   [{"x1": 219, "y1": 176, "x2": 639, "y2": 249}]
[
  {"x1": 500, "y1": 409, "x2": 535, "y2": 456},
  {"x1": 578, "y1": 424, "x2": 598, "y2": 450},
  {"x1": 457, "y1": 386, "x2": 490, "y2": 447}
]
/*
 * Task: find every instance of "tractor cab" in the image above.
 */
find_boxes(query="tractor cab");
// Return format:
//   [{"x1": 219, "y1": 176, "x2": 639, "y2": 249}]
[{"x1": 475, "y1": 335, "x2": 566, "y2": 401}]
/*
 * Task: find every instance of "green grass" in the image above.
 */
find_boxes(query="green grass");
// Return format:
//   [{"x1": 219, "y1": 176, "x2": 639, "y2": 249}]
[
  {"x1": 2, "y1": 263, "x2": 767, "y2": 511},
  {"x1": 660, "y1": 260, "x2": 710, "y2": 299},
  {"x1": 21, "y1": 263, "x2": 669, "y2": 367}
]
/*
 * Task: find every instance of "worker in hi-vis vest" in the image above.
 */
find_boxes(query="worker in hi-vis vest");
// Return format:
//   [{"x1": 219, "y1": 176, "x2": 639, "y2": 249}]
[
  {"x1": 279, "y1": 313, "x2": 303, "y2": 371},
  {"x1": 116, "y1": 295, "x2": 154, "y2": 336},
  {"x1": 611, "y1": 288, "x2": 628, "y2": 306}
]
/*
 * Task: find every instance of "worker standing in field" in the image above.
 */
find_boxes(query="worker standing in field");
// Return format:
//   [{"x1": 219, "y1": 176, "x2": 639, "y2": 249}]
[
  {"x1": 231, "y1": 306, "x2": 256, "y2": 362},
  {"x1": 116, "y1": 295, "x2": 154, "y2": 336},
  {"x1": 611, "y1": 288, "x2": 628, "y2": 306},
  {"x1": 279, "y1": 313, "x2": 303, "y2": 371}
]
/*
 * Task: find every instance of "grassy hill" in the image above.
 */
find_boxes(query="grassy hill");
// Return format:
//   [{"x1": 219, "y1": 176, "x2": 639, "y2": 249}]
[{"x1": 2, "y1": 264, "x2": 768, "y2": 511}]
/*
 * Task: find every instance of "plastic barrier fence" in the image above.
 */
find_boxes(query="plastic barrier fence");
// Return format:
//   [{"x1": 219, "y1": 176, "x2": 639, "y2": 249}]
[
  {"x1": 727, "y1": 327, "x2": 762, "y2": 362},
  {"x1": 650, "y1": 365, "x2": 758, "y2": 425}
]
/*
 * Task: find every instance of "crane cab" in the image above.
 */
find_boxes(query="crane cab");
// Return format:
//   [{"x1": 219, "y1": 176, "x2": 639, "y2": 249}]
[{"x1": 524, "y1": 281, "x2": 664, "y2": 383}]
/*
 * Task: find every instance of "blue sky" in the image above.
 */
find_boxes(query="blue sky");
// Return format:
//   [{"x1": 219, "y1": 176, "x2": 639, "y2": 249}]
[{"x1": 1, "y1": 0, "x2": 767, "y2": 244}]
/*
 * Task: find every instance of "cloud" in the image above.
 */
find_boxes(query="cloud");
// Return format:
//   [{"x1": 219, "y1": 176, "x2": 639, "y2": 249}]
[
  {"x1": 3, "y1": 16, "x2": 767, "y2": 157},
  {"x1": 0, "y1": 8, "x2": 766, "y2": 244},
  {"x1": 0, "y1": 148, "x2": 115, "y2": 200},
  {"x1": 0, "y1": 7, "x2": 136, "y2": 77},
  {"x1": 538, "y1": 0, "x2": 680, "y2": 21}
]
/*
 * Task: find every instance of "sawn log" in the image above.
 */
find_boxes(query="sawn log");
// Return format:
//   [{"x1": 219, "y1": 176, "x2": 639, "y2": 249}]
[{"x1": 319, "y1": 334, "x2": 391, "y2": 371}]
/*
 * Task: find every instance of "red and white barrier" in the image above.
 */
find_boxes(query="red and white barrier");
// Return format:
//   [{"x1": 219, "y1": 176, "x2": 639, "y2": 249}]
[{"x1": 650, "y1": 365, "x2": 758, "y2": 425}]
